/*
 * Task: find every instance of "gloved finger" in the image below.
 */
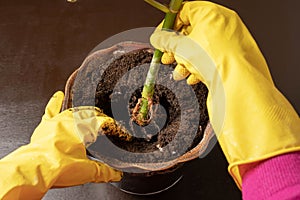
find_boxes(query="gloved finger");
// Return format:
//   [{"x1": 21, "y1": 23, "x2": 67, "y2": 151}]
[
  {"x1": 180, "y1": 25, "x2": 193, "y2": 36},
  {"x1": 72, "y1": 107, "x2": 101, "y2": 146},
  {"x1": 73, "y1": 107, "x2": 132, "y2": 147},
  {"x1": 173, "y1": 13, "x2": 185, "y2": 31},
  {"x1": 174, "y1": 1, "x2": 191, "y2": 29},
  {"x1": 151, "y1": 10, "x2": 193, "y2": 53},
  {"x1": 173, "y1": 52, "x2": 207, "y2": 84},
  {"x1": 187, "y1": 74, "x2": 201, "y2": 85},
  {"x1": 93, "y1": 161, "x2": 123, "y2": 183},
  {"x1": 172, "y1": 1, "x2": 191, "y2": 31},
  {"x1": 44, "y1": 91, "x2": 64, "y2": 119},
  {"x1": 53, "y1": 157, "x2": 122, "y2": 187},
  {"x1": 173, "y1": 63, "x2": 190, "y2": 80},
  {"x1": 97, "y1": 115, "x2": 132, "y2": 142},
  {"x1": 150, "y1": 28, "x2": 184, "y2": 54},
  {"x1": 161, "y1": 52, "x2": 175, "y2": 64}
]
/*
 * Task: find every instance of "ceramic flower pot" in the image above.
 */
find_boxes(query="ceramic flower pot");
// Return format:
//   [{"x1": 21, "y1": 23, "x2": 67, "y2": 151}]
[{"x1": 62, "y1": 41, "x2": 215, "y2": 195}]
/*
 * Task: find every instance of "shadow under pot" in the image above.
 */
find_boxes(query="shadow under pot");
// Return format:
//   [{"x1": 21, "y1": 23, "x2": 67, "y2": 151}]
[{"x1": 62, "y1": 41, "x2": 215, "y2": 195}]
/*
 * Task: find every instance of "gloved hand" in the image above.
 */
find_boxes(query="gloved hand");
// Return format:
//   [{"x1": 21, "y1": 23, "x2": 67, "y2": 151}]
[
  {"x1": 150, "y1": 1, "x2": 300, "y2": 188},
  {"x1": 0, "y1": 91, "x2": 122, "y2": 200}
]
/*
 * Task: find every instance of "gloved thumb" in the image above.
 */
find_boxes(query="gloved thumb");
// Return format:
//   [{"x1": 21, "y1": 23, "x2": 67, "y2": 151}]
[
  {"x1": 43, "y1": 91, "x2": 65, "y2": 119},
  {"x1": 150, "y1": 28, "x2": 183, "y2": 54}
]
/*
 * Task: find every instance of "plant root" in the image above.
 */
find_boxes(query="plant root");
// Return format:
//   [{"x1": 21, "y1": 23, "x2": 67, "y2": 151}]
[{"x1": 131, "y1": 97, "x2": 153, "y2": 126}]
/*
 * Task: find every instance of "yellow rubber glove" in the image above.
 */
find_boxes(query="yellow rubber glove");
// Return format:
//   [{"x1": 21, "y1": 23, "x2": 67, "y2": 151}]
[
  {"x1": 0, "y1": 91, "x2": 122, "y2": 200},
  {"x1": 150, "y1": 1, "x2": 300, "y2": 189}
]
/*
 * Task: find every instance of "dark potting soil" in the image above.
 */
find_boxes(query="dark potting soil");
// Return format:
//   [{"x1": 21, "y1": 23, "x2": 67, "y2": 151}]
[{"x1": 95, "y1": 49, "x2": 209, "y2": 155}]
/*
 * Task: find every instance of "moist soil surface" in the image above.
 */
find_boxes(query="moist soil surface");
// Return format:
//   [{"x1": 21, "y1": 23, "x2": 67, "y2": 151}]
[{"x1": 95, "y1": 49, "x2": 209, "y2": 156}]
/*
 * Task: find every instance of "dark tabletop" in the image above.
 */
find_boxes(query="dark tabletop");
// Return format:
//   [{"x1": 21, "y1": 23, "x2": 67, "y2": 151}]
[{"x1": 0, "y1": 0, "x2": 299, "y2": 199}]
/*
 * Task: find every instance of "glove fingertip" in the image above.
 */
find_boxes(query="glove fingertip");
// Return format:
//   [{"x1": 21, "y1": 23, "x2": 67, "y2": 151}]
[
  {"x1": 173, "y1": 72, "x2": 186, "y2": 81},
  {"x1": 161, "y1": 52, "x2": 175, "y2": 64},
  {"x1": 93, "y1": 161, "x2": 123, "y2": 183},
  {"x1": 52, "y1": 91, "x2": 65, "y2": 103},
  {"x1": 173, "y1": 64, "x2": 190, "y2": 80},
  {"x1": 187, "y1": 74, "x2": 201, "y2": 85},
  {"x1": 44, "y1": 91, "x2": 65, "y2": 119}
]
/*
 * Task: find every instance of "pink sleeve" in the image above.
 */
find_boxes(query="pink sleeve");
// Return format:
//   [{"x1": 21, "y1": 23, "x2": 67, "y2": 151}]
[{"x1": 242, "y1": 152, "x2": 300, "y2": 200}]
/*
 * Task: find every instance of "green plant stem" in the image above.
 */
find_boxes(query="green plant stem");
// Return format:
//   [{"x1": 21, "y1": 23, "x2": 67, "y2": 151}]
[
  {"x1": 144, "y1": 0, "x2": 170, "y2": 13},
  {"x1": 138, "y1": 0, "x2": 183, "y2": 123}
]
